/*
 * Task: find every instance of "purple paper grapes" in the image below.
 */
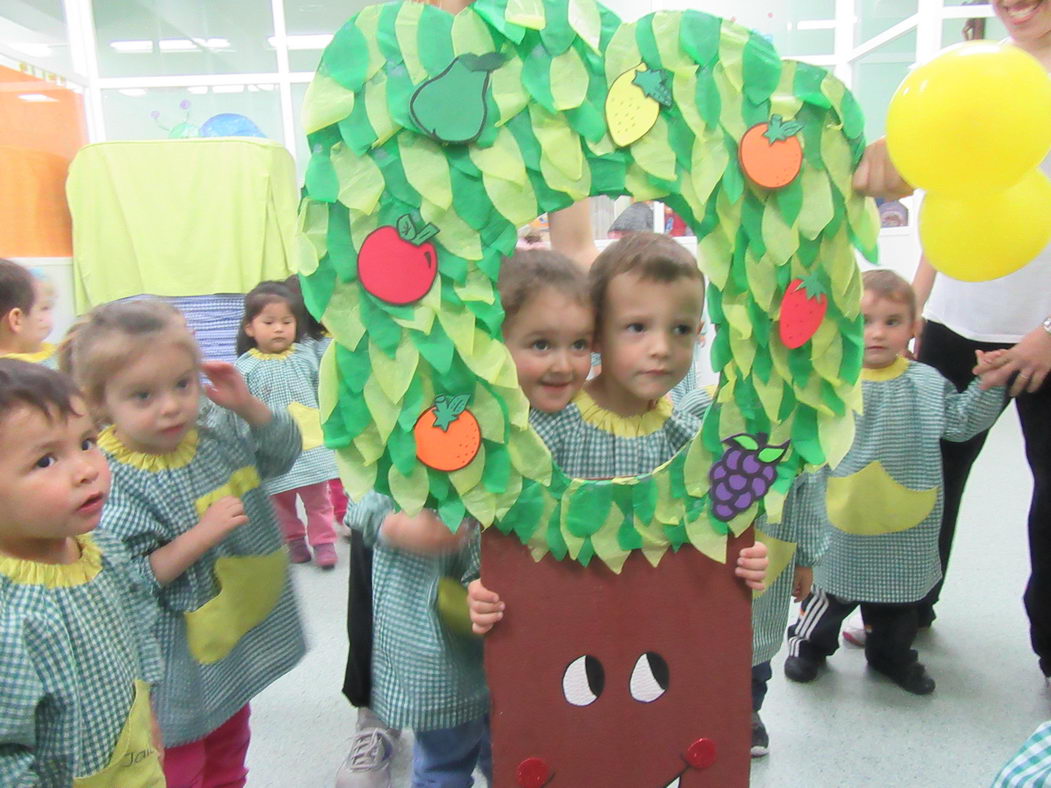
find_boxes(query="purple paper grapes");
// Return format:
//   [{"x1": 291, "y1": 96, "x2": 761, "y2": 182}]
[{"x1": 709, "y1": 433, "x2": 789, "y2": 522}]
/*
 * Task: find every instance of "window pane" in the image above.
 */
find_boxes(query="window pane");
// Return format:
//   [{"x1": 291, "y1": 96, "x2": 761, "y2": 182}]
[
  {"x1": 291, "y1": 81, "x2": 309, "y2": 180},
  {"x1": 852, "y1": 28, "x2": 916, "y2": 142},
  {"x1": 856, "y1": 0, "x2": 918, "y2": 46},
  {"x1": 285, "y1": 0, "x2": 390, "y2": 74},
  {"x1": 94, "y1": 0, "x2": 276, "y2": 78},
  {"x1": 941, "y1": 13, "x2": 1007, "y2": 46},
  {"x1": 101, "y1": 85, "x2": 283, "y2": 144},
  {"x1": 1, "y1": 0, "x2": 73, "y2": 77}
]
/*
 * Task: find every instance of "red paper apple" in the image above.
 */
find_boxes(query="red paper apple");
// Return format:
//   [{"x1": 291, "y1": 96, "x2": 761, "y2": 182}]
[{"x1": 357, "y1": 213, "x2": 439, "y2": 305}]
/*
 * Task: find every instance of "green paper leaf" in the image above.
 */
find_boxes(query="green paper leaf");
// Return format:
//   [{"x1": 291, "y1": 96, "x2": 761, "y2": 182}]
[
  {"x1": 742, "y1": 31, "x2": 781, "y2": 106},
  {"x1": 438, "y1": 495, "x2": 467, "y2": 530},
  {"x1": 631, "y1": 114, "x2": 677, "y2": 182},
  {"x1": 567, "y1": 0, "x2": 602, "y2": 52},
  {"x1": 522, "y1": 43, "x2": 557, "y2": 113},
  {"x1": 565, "y1": 482, "x2": 613, "y2": 537},
  {"x1": 388, "y1": 459, "x2": 429, "y2": 515},
  {"x1": 550, "y1": 48, "x2": 589, "y2": 111},
  {"x1": 305, "y1": 147, "x2": 340, "y2": 203},
  {"x1": 506, "y1": 0, "x2": 546, "y2": 28},
  {"x1": 323, "y1": 20, "x2": 369, "y2": 92},
  {"x1": 680, "y1": 11, "x2": 721, "y2": 67}
]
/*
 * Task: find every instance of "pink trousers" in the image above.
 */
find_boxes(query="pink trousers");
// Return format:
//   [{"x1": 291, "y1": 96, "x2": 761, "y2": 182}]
[
  {"x1": 163, "y1": 705, "x2": 251, "y2": 788},
  {"x1": 328, "y1": 478, "x2": 349, "y2": 523},
  {"x1": 271, "y1": 480, "x2": 336, "y2": 546}
]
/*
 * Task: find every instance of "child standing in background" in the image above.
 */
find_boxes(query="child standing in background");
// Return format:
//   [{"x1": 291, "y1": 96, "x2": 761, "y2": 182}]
[
  {"x1": 282, "y1": 274, "x2": 353, "y2": 531},
  {"x1": 0, "y1": 260, "x2": 57, "y2": 367},
  {"x1": 785, "y1": 270, "x2": 1006, "y2": 695},
  {"x1": 750, "y1": 473, "x2": 826, "y2": 757},
  {"x1": 0, "y1": 360, "x2": 164, "y2": 786},
  {"x1": 65, "y1": 300, "x2": 305, "y2": 787},
  {"x1": 236, "y1": 281, "x2": 341, "y2": 568}
]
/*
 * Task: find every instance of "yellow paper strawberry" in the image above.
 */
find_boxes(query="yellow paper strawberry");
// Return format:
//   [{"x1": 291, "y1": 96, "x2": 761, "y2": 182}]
[{"x1": 605, "y1": 63, "x2": 673, "y2": 148}]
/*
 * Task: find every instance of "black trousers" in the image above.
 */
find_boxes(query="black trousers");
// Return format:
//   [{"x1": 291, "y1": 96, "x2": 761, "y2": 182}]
[
  {"x1": 787, "y1": 587, "x2": 921, "y2": 673},
  {"x1": 342, "y1": 529, "x2": 375, "y2": 707},
  {"x1": 751, "y1": 661, "x2": 772, "y2": 712},
  {"x1": 918, "y1": 320, "x2": 1051, "y2": 672}
]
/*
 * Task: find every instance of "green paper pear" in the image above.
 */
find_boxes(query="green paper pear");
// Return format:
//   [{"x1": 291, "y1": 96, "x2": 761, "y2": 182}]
[{"x1": 409, "y1": 53, "x2": 504, "y2": 144}]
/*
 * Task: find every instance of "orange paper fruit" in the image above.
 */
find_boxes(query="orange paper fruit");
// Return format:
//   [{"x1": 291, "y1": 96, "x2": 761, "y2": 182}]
[
  {"x1": 414, "y1": 394, "x2": 482, "y2": 472},
  {"x1": 739, "y1": 115, "x2": 804, "y2": 189}
]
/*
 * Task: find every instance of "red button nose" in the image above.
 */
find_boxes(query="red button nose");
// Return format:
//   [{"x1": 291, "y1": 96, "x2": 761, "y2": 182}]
[
  {"x1": 685, "y1": 738, "x2": 717, "y2": 769},
  {"x1": 516, "y1": 757, "x2": 551, "y2": 788}
]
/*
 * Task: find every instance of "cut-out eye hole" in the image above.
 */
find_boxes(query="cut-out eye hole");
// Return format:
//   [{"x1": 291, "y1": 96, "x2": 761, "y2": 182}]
[
  {"x1": 630, "y1": 652, "x2": 669, "y2": 703},
  {"x1": 562, "y1": 655, "x2": 605, "y2": 707}
]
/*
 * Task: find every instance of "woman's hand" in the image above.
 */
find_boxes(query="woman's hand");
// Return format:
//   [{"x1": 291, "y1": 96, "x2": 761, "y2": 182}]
[{"x1": 974, "y1": 327, "x2": 1051, "y2": 395}]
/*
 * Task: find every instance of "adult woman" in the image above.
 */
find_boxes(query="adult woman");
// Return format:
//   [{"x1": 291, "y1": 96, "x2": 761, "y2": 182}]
[{"x1": 854, "y1": 0, "x2": 1051, "y2": 676}]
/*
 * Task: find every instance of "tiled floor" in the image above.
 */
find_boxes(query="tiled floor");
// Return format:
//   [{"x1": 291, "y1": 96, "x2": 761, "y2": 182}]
[{"x1": 247, "y1": 406, "x2": 1045, "y2": 787}]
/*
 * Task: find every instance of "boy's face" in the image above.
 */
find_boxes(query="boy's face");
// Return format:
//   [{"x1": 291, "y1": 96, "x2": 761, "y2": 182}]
[
  {"x1": 595, "y1": 272, "x2": 704, "y2": 410},
  {"x1": 26, "y1": 281, "x2": 55, "y2": 347},
  {"x1": 505, "y1": 287, "x2": 594, "y2": 413},
  {"x1": 0, "y1": 399, "x2": 110, "y2": 562},
  {"x1": 103, "y1": 343, "x2": 201, "y2": 454},
  {"x1": 861, "y1": 291, "x2": 916, "y2": 369}
]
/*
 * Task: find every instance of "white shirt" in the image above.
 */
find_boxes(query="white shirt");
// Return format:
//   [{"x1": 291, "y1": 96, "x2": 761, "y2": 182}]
[{"x1": 925, "y1": 156, "x2": 1051, "y2": 343}]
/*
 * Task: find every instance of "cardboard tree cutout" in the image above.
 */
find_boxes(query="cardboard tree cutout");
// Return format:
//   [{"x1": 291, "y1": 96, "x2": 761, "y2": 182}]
[{"x1": 297, "y1": 0, "x2": 876, "y2": 784}]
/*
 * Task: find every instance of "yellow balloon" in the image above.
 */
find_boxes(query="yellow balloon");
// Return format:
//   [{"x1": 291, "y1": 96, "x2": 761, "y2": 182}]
[
  {"x1": 887, "y1": 41, "x2": 1051, "y2": 195},
  {"x1": 920, "y1": 169, "x2": 1051, "y2": 282}
]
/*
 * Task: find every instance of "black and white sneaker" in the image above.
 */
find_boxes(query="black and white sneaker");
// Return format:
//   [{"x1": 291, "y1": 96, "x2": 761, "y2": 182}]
[{"x1": 751, "y1": 712, "x2": 769, "y2": 758}]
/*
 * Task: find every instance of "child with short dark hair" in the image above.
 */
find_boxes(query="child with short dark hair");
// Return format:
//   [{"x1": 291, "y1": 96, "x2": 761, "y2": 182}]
[
  {"x1": 785, "y1": 269, "x2": 1006, "y2": 695},
  {"x1": 0, "y1": 359, "x2": 164, "y2": 785},
  {"x1": 235, "y1": 281, "x2": 341, "y2": 568},
  {"x1": 65, "y1": 299, "x2": 305, "y2": 786},
  {"x1": 0, "y1": 260, "x2": 55, "y2": 366}
]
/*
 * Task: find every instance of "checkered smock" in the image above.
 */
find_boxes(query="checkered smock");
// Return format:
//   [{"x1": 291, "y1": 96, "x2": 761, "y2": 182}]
[
  {"x1": 299, "y1": 334, "x2": 331, "y2": 364},
  {"x1": 235, "y1": 344, "x2": 338, "y2": 494},
  {"x1": 813, "y1": 358, "x2": 1005, "y2": 603},
  {"x1": 530, "y1": 388, "x2": 711, "y2": 479},
  {"x1": 98, "y1": 401, "x2": 306, "y2": 747},
  {"x1": 0, "y1": 531, "x2": 164, "y2": 785},
  {"x1": 752, "y1": 473, "x2": 827, "y2": 666},
  {"x1": 993, "y1": 722, "x2": 1051, "y2": 787},
  {"x1": 350, "y1": 492, "x2": 488, "y2": 732}
]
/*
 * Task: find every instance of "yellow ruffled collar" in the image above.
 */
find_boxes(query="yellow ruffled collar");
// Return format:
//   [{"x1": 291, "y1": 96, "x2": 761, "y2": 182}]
[
  {"x1": 98, "y1": 425, "x2": 199, "y2": 471},
  {"x1": 0, "y1": 534, "x2": 102, "y2": 587},
  {"x1": 861, "y1": 355, "x2": 909, "y2": 382},
  {"x1": 2, "y1": 342, "x2": 56, "y2": 364},
  {"x1": 248, "y1": 346, "x2": 295, "y2": 361},
  {"x1": 574, "y1": 389, "x2": 673, "y2": 438}
]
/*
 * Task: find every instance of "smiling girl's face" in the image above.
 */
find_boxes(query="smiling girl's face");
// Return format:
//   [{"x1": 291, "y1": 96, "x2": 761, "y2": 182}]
[{"x1": 996, "y1": 0, "x2": 1051, "y2": 48}]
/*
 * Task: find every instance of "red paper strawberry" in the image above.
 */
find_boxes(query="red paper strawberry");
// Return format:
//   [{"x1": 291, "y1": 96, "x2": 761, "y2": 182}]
[
  {"x1": 778, "y1": 274, "x2": 827, "y2": 349},
  {"x1": 357, "y1": 213, "x2": 439, "y2": 305}
]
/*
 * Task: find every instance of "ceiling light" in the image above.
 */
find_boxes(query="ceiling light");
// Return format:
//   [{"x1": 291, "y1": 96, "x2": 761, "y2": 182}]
[
  {"x1": 187, "y1": 86, "x2": 209, "y2": 94},
  {"x1": 17, "y1": 93, "x2": 59, "y2": 102},
  {"x1": 211, "y1": 84, "x2": 245, "y2": 93},
  {"x1": 110, "y1": 40, "x2": 154, "y2": 53},
  {"x1": 159, "y1": 39, "x2": 197, "y2": 52},
  {"x1": 9, "y1": 42, "x2": 54, "y2": 58},
  {"x1": 267, "y1": 33, "x2": 333, "y2": 50},
  {"x1": 796, "y1": 20, "x2": 836, "y2": 31},
  {"x1": 118, "y1": 88, "x2": 147, "y2": 97},
  {"x1": 196, "y1": 37, "x2": 232, "y2": 51}
]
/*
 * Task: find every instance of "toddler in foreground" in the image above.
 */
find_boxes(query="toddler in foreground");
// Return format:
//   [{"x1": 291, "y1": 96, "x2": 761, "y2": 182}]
[
  {"x1": 0, "y1": 360, "x2": 164, "y2": 785},
  {"x1": 470, "y1": 233, "x2": 768, "y2": 631},
  {"x1": 65, "y1": 300, "x2": 306, "y2": 787}
]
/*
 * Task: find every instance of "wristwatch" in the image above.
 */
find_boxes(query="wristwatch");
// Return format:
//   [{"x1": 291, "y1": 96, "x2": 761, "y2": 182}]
[{"x1": 1044, "y1": 316, "x2": 1051, "y2": 336}]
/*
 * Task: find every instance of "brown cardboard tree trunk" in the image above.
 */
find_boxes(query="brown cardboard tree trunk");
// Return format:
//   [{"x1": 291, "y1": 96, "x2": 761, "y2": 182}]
[{"x1": 482, "y1": 527, "x2": 754, "y2": 788}]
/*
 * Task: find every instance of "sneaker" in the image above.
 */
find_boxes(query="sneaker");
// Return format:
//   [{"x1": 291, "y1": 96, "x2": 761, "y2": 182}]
[
  {"x1": 287, "y1": 538, "x2": 311, "y2": 564},
  {"x1": 314, "y1": 542, "x2": 338, "y2": 570},
  {"x1": 870, "y1": 661, "x2": 936, "y2": 696},
  {"x1": 750, "y1": 712, "x2": 769, "y2": 758},
  {"x1": 334, "y1": 727, "x2": 397, "y2": 788},
  {"x1": 784, "y1": 654, "x2": 823, "y2": 683},
  {"x1": 843, "y1": 625, "x2": 869, "y2": 647}
]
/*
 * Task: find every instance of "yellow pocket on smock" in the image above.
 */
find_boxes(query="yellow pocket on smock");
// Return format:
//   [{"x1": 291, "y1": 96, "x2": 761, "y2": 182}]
[
  {"x1": 74, "y1": 680, "x2": 164, "y2": 788},
  {"x1": 826, "y1": 461, "x2": 937, "y2": 536},
  {"x1": 288, "y1": 401, "x2": 324, "y2": 451},
  {"x1": 184, "y1": 548, "x2": 287, "y2": 665}
]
